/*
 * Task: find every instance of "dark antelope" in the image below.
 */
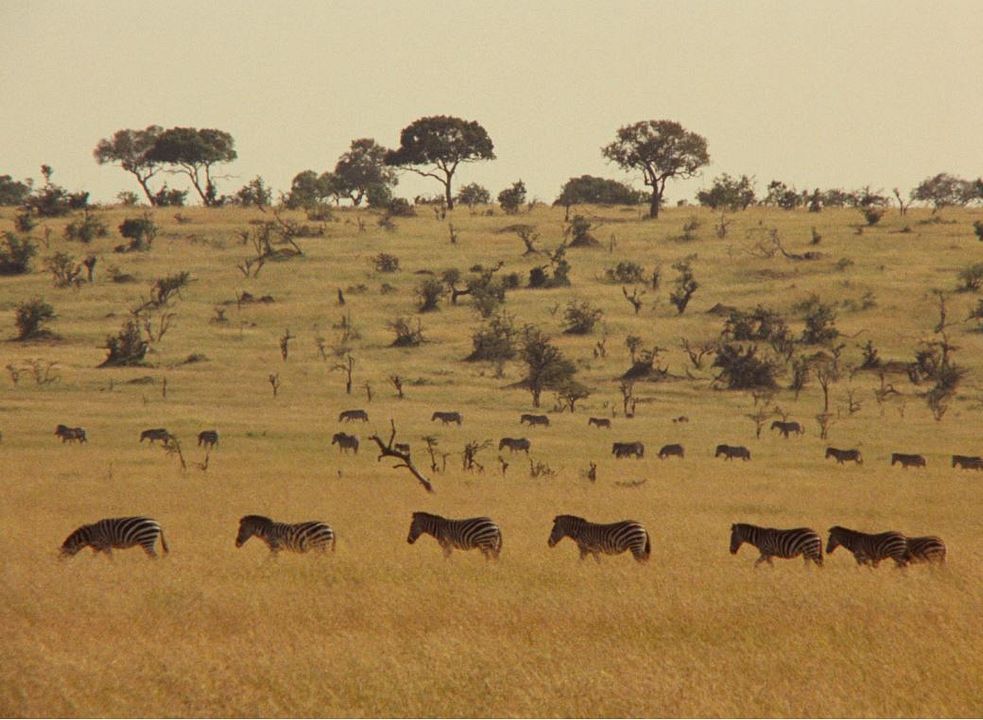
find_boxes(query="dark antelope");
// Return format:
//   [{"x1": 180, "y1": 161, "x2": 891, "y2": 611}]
[
  {"x1": 715, "y1": 444, "x2": 751, "y2": 461},
  {"x1": 770, "y1": 420, "x2": 804, "y2": 438},
  {"x1": 498, "y1": 437, "x2": 531, "y2": 454},
  {"x1": 431, "y1": 411, "x2": 463, "y2": 426},
  {"x1": 825, "y1": 447, "x2": 862, "y2": 465},
  {"x1": 197, "y1": 430, "x2": 219, "y2": 449},
  {"x1": 612, "y1": 441, "x2": 644, "y2": 459},
  {"x1": 891, "y1": 453, "x2": 926, "y2": 469},
  {"x1": 658, "y1": 443, "x2": 684, "y2": 459},
  {"x1": 587, "y1": 417, "x2": 611, "y2": 429},
  {"x1": 55, "y1": 424, "x2": 87, "y2": 443},
  {"x1": 338, "y1": 409, "x2": 369, "y2": 423},
  {"x1": 331, "y1": 432, "x2": 359, "y2": 454},
  {"x1": 140, "y1": 428, "x2": 171, "y2": 444},
  {"x1": 519, "y1": 414, "x2": 550, "y2": 427},
  {"x1": 952, "y1": 455, "x2": 983, "y2": 470}
]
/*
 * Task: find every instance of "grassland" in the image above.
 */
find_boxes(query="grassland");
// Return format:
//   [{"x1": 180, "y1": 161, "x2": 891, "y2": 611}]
[{"x1": 1, "y1": 201, "x2": 982, "y2": 717}]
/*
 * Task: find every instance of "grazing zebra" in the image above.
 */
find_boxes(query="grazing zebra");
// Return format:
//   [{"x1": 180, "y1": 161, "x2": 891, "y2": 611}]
[
  {"x1": 905, "y1": 535, "x2": 947, "y2": 564},
  {"x1": 197, "y1": 430, "x2": 219, "y2": 449},
  {"x1": 519, "y1": 413, "x2": 550, "y2": 427},
  {"x1": 770, "y1": 420, "x2": 804, "y2": 438},
  {"x1": 826, "y1": 526, "x2": 909, "y2": 568},
  {"x1": 55, "y1": 424, "x2": 87, "y2": 443},
  {"x1": 548, "y1": 515, "x2": 650, "y2": 563},
  {"x1": 612, "y1": 441, "x2": 644, "y2": 459},
  {"x1": 431, "y1": 411, "x2": 463, "y2": 425},
  {"x1": 331, "y1": 432, "x2": 359, "y2": 454},
  {"x1": 825, "y1": 447, "x2": 863, "y2": 465},
  {"x1": 235, "y1": 515, "x2": 336, "y2": 554},
  {"x1": 891, "y1": 453, "x2": 926, "y2": 469},
  {"x1": 338, "y1": 409, "x2": 369, "y2": 423},
  {"x1": 406, "y1": 512, "x2": 502, "y2": 560},
  {"x1": 140, "y1": 428, "x2": 171, "y2": 444},
  {"x1": 952, "y1": 455, "x2": 983, "y2": 470},
  {"x1": 60, "y1": 516, "x2": 168, "y2": 558},
  {"x1": 498, "y1": 437, "x2": 531, "y2": 454},
  {"x1": 587, "y1": 417, "x2": 611, "y2": 429},
  {"x1": 658, "y1": 443, "x2": 684, "y2": 459},
  {"x1": 729, "y1": 523, "x2": 823, "y2": 567},
  {"x1": 715, "y1": 444, "x2": 751, "y2": 461}
]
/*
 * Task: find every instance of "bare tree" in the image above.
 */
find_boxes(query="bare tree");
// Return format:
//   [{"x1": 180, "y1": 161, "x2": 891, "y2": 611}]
[
  {"x1": 368, "y1": 420, "x2": 434, "y2": 492},
  {"x1": 622, "y1": 286, "x2": 645, "y2": 315},
  {"x1": 279, "y1": 329, "x2": 294, "y2": 361},
  {"x1": 268, "y1": 373, "x2": 280, "y2": 398},
  {"x1": 334, "y1": 353, "x2": 355, "y2": 394}
]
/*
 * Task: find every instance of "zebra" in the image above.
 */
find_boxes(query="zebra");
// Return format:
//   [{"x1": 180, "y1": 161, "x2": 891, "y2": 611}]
[
  {"x1": 716, "y1": 444, "x2": 751, "y2": 461},
  {"x1": 498, "y1": 437, "x2": 531, "y2": 454},
  {"x1": 406, "y1": 512, "x2": 502, "y2": 560},
  {"x1": 140, "y1": 428, "x2": 171, "y2": 444},
  {"x1": 60, "y1": 516, "x2": 168, "y2": 559},
  {"x1": 197, "y1": 430, "x2": 219, "y2": 449},
  {"x1": 431, "y1": 411, "x2": 463, "y2": 425},
  {"x1": 729, "y1": 523, "x2": 823, "y2": 567},
  {"x1": 905, "y1": 535, "x2": 947, "y2": 565},
  {"x1": 770, "y1": 420, "x2": 804, "y2": 438},
  {"x1": 235, "y1": 515, "x2": 336, "y2": 554},
  {"x1": 587, "y1": 417, "x2": 611, "y2": 429},
  {"x1": 331, "y1": 432, "x2": 359, "y2": 454},
  {"x1": 952, "y1": 455, "x2": 983, "y2": 470},
  {"x1": 658, "y1": 443, "x2": 684, "y2": 459},
  {"x1": 338, "y1": 409, "x2": 369, "y2": 423},
  {"x1": 826, "y1": 526, "x2": 909, "y2": 568},
  {"x1": 891, "y1": 453, "x2": 926, "y2": 469},
  {"x1": 547, "y1": 515, "x2": 650, "y2": 563},
  {"x1": 519, "y1": 413, "x2": 550, "y2": 427},
  {"x1": 612, "y1": 441, "x2": 644, "y2": 459},
  {"x1": 55, "y1": 424, "x2": 87, "y2": 443},
  {"x1": 825, "y1": 447, "x2": 863, "y2": 465}
]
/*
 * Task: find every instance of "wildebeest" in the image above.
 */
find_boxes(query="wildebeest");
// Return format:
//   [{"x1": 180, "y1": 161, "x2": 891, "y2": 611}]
[
  {"x1": 519, "y1": 414, "x2": 550, "y2": 427},
  {"x1": 588, "y1": 417, "x2": 611, "y2": 429},
  {"x1": 825, "y1": 447, "x2": 863, "y2": 465},
  {"x1": 55, "y1": 424, "x2": 87, "y2": 444},
  {"x1": 431, "y1": 411, "x2": 463, "y2": 426},
  {"x1": 715, "y1": 444, "x2": 751, "y2": 461},
  {"x1": 197, "y1": 430, "x2": 219, "y2": 449},
  {"x1": 338, "y1": 409, "x2": 369, "y2": 423},
  {"x1": 658, "y1": 443, "x2": 684, "y2": 459},
  {"x1": 331, "y1": 432, "x2": 359, "y2": 454},
  {"x1": 499, "y1": 437, "x2": 531, "y2": 454},
  {"x1": 952, "y1": 454, "x2": 983, "y2": 470},
  {"x1": 140, "y1": 428, "x2": 171, "y2": 444},
  {"x1": 891, "y1": 453, "x2": 926, "y2": 469},
  {"x1": 612, "y1": 441, "x2": 644, "y2": 459},
  {"x1": 770, "y1": 420, "x2": 804, "y2": 438}
]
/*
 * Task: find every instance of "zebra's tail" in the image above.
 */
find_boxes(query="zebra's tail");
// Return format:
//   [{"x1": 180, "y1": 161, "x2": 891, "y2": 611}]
[{"x1": 159, "y1": 530, "x2": 170, "y2": 556}]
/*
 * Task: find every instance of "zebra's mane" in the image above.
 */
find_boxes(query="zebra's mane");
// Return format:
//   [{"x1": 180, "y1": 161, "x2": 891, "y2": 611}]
[
  {"x1": 412, "y1": 511, "x2": 443, "y2": 522},
  {"x1": 240, "y1": 514, "x2": 273, "y2": 526},
  {"x1": 554, "y1": 514, "x2": 584, "y2": 523}
]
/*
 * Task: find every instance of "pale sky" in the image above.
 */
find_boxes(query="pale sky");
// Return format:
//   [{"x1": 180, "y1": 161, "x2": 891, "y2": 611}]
[{"x1": 1, "y1": 1, "x2": 981, "y2": 205}]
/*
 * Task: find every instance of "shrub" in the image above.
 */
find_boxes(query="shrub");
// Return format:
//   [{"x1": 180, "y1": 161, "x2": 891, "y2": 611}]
[
  {"x1": 64, "y1": 212, "x2": 109, "y2": 243},
  {"x1": 605, "y1": 260, "x2": 645, "y2": 284},
  {"x1": 861, "y1": 206, "x2": 885, "y2": 226},
  {"x1": 388, "y1": 317, "x2": 424, "y2": 347},
  {"x1": 100, "y1": 319, "x2": 148, "y2": 366},
  {"x1": 456, "y1": 183, "x2": 491, "y2": 207},
  {"x1": 466, "y1": 312, "x2": 517, "y2": 362},
  {"x1": 695, "y1": 173, "x2": 756, "y2": 210},
  {"x1": 974, "y1": 220, "x2": 983, "y2": 242},
  {"x1": 0, "y1": 232, "x2": 37, "y2": 275},
  {"x1": 0, "y1": 174, "x2": 32, "y2": 206},
  {"x1": 712, "y1": 344, "x2": 778, "y2": 389},
  {"x1": 14, "y1": 298, "x2": 56, "y2": 340},
  {"x1": 118, "y1": 214, "x2": 158, "y2": 251},
  {"x1": 567, "y1": 215, "x2": 598, "y2": 247},
  {"x1": 234, "y1": 176, "x2": 272, "y2": 207},
  {"x1": 497, "y1": 181, "x2": 527, "y2": 215},
  {"x1": 373, "y1": 253, "x2": 400, "y2": 273},
  {"x1": 386, "y1": 197, "x2": 416, "y2": 217},
  {"x1": 24, "y1": 166, "x2": 87, "y2": 217},
  {"x1": 562, "y1": 300, "x2": 603, "y2": 335},
  {"x1": 801, "y1": 301, "x2": 839, "y2": 345},
  {"x1": 958, "y1": 263, "x2": 983, "y2": 292},
  {"x1": 669, "y1": 258, "x2": 698, "y2": 314},
  {"x1": 554, "y1": 175, "x2": 645, "y2": 206},
  {"x1": 116, "y1": 190, "x2": 140, "y2": 206},
  {"x1": 416, "y1": 278, "x2": 445, "y2": 312},
  {"x1": 152, "y1": 185, "x2": 187, "y2": 207},
  {"x1": 44, "y1": 252, "x2": 84, "y2": 288}
]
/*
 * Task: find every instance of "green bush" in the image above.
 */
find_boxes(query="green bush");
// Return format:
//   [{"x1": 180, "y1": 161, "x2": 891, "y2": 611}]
[{"x1": 14, "y1": 297, "x2": 56, "y2": 340}]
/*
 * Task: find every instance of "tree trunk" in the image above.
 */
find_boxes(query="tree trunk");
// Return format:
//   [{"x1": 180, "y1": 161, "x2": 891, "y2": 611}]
[
  {"x1": 136, "y1": 174, "x2": 157, "y2": 206},
  {"x1": 531, "y1": 387, "x2": 541, "y2": 408},
  {"x1": 648, "y1": 188, "x2": 661, "y2": 219},
  {"x1": 444, "y1": 177, "x2": 455, "y2": 210}
]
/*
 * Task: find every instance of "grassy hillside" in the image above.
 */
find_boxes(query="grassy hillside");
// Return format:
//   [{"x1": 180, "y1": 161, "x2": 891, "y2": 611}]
[{"x1": 1, "y1": 201, "x2": 982, "y2": 717}]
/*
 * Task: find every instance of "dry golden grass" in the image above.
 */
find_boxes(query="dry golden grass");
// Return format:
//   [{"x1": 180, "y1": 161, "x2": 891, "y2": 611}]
[{"x1": 1, "y1": 202, "x2": 982, "y2": 717}]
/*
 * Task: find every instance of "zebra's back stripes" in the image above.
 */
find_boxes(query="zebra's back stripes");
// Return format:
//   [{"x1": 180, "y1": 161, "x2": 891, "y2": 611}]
[
  {"x1": 235, "y1": 515, "x2": 336, "y2": 554},
  {"x1": 407, "y1": 512, "x2": 502, "y2": 559},
  {"x1": 826, "y1": 526, "x2": 909, "y2": 568},
  {"x1": 548, "y1": 515, "x2": 650, "y2": 562},
  {"x1": 60, "y1": 516, "x2": 168, "y2": 558},
  {"x1": 729, "y1": 523, "x2": 823, "y2": 567}
]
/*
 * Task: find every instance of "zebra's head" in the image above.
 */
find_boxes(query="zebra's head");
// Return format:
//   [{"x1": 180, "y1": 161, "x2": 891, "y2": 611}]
[
  {"x1": 407, "y1": 512, "x2": 432, "y2": 544},
  {"x1": 59, "y1": 526, "x2": 87, "y2": 557},
  {"x1": 729, "y1": 524, "x2": 746, "y2": 554},
  {"x1": 236, "y1": 515, "x2": 272, "y2": 547},
  {"x1": 548, "y1": 515, "x2": 580, "y2": 547},
  {"x1": 826, "y1": 526, "x2": 845, "y2": 554}
]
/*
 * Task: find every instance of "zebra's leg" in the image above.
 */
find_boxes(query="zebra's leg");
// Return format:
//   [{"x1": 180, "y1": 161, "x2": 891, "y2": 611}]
[
  {"x1": 142, "y1": 542, "x2": 158, "y2": 558},
  {"x1": 754, "y1": 554, "x2": 771, "y2": 567},
  {"x1": 441, "y1": 542, "x2": 453, "y2": 559}
]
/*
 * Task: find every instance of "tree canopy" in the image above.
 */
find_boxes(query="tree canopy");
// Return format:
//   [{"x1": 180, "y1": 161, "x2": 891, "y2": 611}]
[
  {"x1": 696, "y1": 173, "x2": 757, "y2": 211},
  {"x1": 93, "y1": 126, "x2": 163, "y2": 205},
  {"x1": 146, "y1": 127, "x2": 237, "y2": 206},
  {"x1": 554, "y1": 175, "x2": 646, "y2": 207},
  {"x1": 385, "y1": 116, "x2": 495, "y2": 209},
  {"x1": 911, "y1": 173, "x2": 979, "y2": 211},
  {"x1": 332, "y1": 138, "x2": 397, "y2": 206},
  {"x1": 602, "y1": 120, "x2": 709, "y2": 218}
]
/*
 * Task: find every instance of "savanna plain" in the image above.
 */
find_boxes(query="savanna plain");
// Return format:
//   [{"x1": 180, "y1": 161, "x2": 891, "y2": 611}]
[{"x1": 1, "y1": 202, "x2": 982, "y2": 718}]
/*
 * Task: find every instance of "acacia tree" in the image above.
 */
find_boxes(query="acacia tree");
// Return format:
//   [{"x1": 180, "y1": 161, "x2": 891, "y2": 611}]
[
  {"x1": 332, "y1": 138, "x2": 397, "y2": 206},
  {"x1": 285, "y1": 170, "x2": 336, "y2": 209},
  {"x1": 517, "y1": 326, "x2": 578, "y2": 408},
  {"x1": 602, "y1": 120, "x2": 709, "y2": 218},
  {"x1": 93, "y1": 126, "x2": 163, "y2": 205},
  {"x1": 148, "y1": 127, "x2": 237, "y2": 206},
  {"x1": 385, "y1": 116, "x2": 495, "y2": 210},
  {"x1": 911, "y1": 173, "x2": 978, "y2": 212}
]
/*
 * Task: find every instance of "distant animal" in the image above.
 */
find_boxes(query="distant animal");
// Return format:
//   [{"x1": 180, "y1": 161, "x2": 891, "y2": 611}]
[
  {"x1": 672, "y1": 416, "x2": 689, "y2": 424},
  {"x1": 612, "y1": 441, "x2": 644, "y2": 459},
  {"x1": 729, "y1": 523, "x2": 823, "y2": 567},
  {"x1": 952, "y1": 454, "x2": 983, "y2": 470},
  {"x1": 197, "y1": 430, "x2": 219, "y2": 449},
  {"x1": 60, "y1": 516, "x2": 168, "y2": 559},
  {"x1": 519, "y1": 414, "x2": 550, "y2": 427},
  {"x1": 338, "y1": 409, "x2": 369, "y2": 423},
  {"x1": 140, "y1": 428, "x2": 171, "y2": 444},
  {"x1": 55, "y1": 424, "x2": 87, "y2": 444},
  {"x1": 658, "y1": 443, "x2": 684, "y2": 459},
  {"x1": 905, "y1": 535, "x2": 947, "y2": 564},
  {"x1": 770, "y1": 420, "x2": 804, "y2": 438},
  {"x1": 395, "y1": 442, "x2": 410, "y2": 454},
  {"x1": 235, "y1": 515, "x2": 335, "y2": 554},
  {"x1": 407, "y1": 512, "x2": 502, "y2": 560},
  {"x1": 825, "y1": 447, "x2": 863, "y2": 465},
  {"x1": 826, "y1": 525, "x2": 909, "y2": 568},
  {"x1": 431, "y1": 411, "x2": 463, "y2": 426},
  {"x1": 587, "y1": 417, "x2": 611, "y2": 429},
  {"x1": 498, "y1": 437, "x2": 531, "y2": 454},
  {"x1": 547, "y1": 515, "x2": 650, "y2": 563},
  {"x1": 891, "y1": 453, "x2": 926, "y2": 469},
  {"x1": 331, "y1": 432, "x2": 359, "y2": 454},
  {"x1": 715, "y1": 444, "x2": 751, "y2": 461}
]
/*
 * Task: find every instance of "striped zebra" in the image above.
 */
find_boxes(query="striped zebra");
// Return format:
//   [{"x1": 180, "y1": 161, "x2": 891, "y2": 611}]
[
  {"x1": 406, "y1": 512, "x2": 502, "y2": 560},
  {"x1": 60, "y1": 516, "x2": 168, "y2": 558},
  {"x1": 905, "y1": 535, "x2": 947, "y2": 565},
  {"x1": 235, "y1": 515, "x2": 336, "y2": 554},
  {"x1": 729, "y1": 523, "x2": 823, "y2": 567},
  {"x1": 826, "y1": 526, "x2": 909, "y2": 568},
  {"x1": 547, "y1": 515, "x2": 651, "y2": 563}
]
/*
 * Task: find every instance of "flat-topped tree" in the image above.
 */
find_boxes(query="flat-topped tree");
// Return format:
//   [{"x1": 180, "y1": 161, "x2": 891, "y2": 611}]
[
  {"x1": 602, "y1": 120, "x2": 709, "y2": 219},
  {"x1": 385, "y1": 116, "x2": 495, "y2": 210},
  {"x1": 93, "y1": 126, "x2": 163, "y2": 205},
  {"x1": 147, "y1": 127, "x2": 237, "y2": 206}
]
